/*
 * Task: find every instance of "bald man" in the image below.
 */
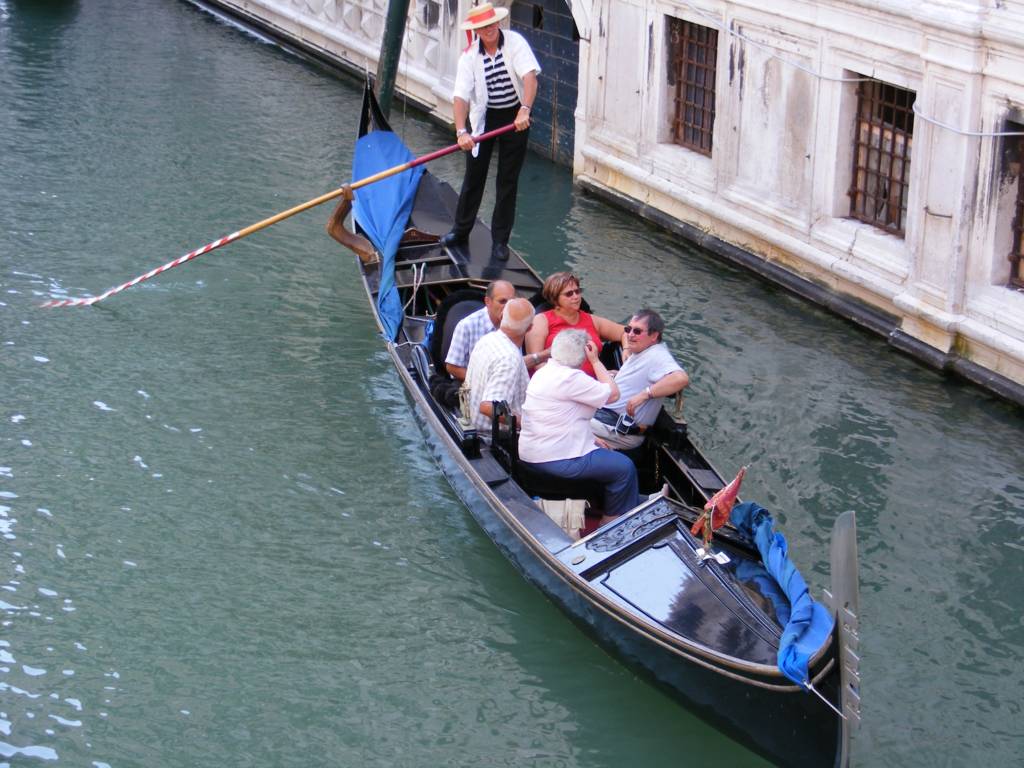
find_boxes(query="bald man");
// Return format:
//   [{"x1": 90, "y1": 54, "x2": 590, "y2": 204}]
[
  {"x1": 445, "y1": 280, "x2": 516, "y2": 381},
  {"x1": 464, "y1": 297, "x2": 535, "y2": 433}
]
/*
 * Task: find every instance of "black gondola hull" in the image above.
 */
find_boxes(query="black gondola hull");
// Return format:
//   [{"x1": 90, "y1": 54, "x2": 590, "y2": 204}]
[
  {"x1": 388, "y1": 344, "x2": 843, "y2": 768},
  {"x1": 347, "y1": 82, "x2": 855, "y2": 768}
]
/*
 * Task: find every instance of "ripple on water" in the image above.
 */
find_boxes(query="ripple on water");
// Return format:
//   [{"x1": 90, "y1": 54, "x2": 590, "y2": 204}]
[{"x1": 0, "y1": 742, "x2": 59, "y2": 761}]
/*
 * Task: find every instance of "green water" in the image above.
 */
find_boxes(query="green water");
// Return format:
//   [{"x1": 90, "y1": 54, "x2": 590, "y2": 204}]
[{"x1": 1, "y1": 1, "x2": 1022, "y2": 765}]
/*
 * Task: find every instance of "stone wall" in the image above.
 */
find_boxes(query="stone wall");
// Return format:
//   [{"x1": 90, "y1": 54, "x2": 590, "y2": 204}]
[
  {"x1": 205, "y1": 0, "x2": 455, "y2": 110},
  {"x1": 200, "y1": 0, "x2": 1024, "y2": 401},
  {"x1": 511, "y1": 0, "x2": 580, "y2": 165}
]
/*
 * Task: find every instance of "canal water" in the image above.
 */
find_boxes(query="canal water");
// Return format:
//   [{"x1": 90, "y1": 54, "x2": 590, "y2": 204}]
[{"x1": 2, "y1": 1, "x2": 1022, "y2": 765}]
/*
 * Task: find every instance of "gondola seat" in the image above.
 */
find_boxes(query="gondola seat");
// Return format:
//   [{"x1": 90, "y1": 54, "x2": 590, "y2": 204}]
[
  {"x1": 517, "y1": 462, "x2": 603, "y2": 507},
  {"x1": 430, "y1": 288, "x2": 486, "y2": 369},
  {"x1": 490, "y1": 402, "x2": 604, "y2": 508},
  {"x1": 424, "y1": 288, "x2": 486, "y2": 449}
]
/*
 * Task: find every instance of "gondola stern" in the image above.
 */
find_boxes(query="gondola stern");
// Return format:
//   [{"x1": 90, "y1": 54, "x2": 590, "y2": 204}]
[
  {"x1": 823, "y1": 510, "x2": 861, "y2": 766},
  {"x1": 359, "y1": 78, "x2": 394, "y2": 137}
]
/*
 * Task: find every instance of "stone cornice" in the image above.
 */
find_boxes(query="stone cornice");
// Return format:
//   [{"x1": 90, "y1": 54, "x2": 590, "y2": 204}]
[{"x1": 715, "y1": 0, "x2": 1024, "y2": 48}]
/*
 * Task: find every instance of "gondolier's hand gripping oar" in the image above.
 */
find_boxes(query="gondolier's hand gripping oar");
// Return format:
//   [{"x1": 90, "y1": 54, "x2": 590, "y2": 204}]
[{"x1": 40, "y1": 122, "x2": 518, "y2": 308}]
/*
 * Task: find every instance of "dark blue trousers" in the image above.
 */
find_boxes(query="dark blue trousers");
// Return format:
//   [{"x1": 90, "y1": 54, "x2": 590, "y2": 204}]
[{"x1": 522, "y1": 449, "x2": 641, "y2": 517}]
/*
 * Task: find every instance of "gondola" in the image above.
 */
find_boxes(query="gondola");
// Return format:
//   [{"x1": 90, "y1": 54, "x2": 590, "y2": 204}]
[{"x1": 331, "y1": 83, "x2": 861, "y2": 768}]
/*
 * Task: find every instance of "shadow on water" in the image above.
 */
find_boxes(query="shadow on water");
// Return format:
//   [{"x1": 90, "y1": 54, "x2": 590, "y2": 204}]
[
  {"x1": 3, "y1": 1, "x2": 80, "y2": 73},
  {"x1": 5, "y1": 0, "x2": 79, "y2": 25}
]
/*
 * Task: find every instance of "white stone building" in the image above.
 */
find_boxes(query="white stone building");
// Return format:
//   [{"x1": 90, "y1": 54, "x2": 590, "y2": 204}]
[{"x1": 573, "y1": 0, "x2": 1024, "y2": 400}]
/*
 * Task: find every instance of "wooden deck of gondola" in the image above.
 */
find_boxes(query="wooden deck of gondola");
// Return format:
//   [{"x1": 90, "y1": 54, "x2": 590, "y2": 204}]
[{"x1": 359, "y1": 171, "x2": 543, "y2": 296}]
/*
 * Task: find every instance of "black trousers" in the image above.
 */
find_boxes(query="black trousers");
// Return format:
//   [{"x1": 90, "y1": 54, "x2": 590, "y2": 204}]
[{"x1": 452, "y1": 104, "x2": 530, "y2": 246}]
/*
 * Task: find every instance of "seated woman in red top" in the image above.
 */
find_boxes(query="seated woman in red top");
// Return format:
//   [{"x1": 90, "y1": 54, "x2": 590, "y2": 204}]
[{"x1": 525, "y1": 272, "x2": 626, "y2": 377}]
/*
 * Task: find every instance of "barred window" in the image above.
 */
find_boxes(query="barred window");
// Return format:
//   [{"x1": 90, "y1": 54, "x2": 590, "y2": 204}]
[
  {"x1": 421, "y1": 0, "x2": 439, "y2": 29},
  {"x1": 1011, "y1": 154, "x2": 1024, "y2": 290},
  {"x1": 667, "y1": 18, "x2": 717, "y2": 156},
  {"x1": 849, "y1": 79, "x2": 915, "y2": 236}
]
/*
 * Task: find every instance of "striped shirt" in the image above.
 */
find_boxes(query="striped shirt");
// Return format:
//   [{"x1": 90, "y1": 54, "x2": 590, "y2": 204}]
[
  {"x1": 465, "y1": 330, "x2": 530, "y2": 433},
  {"x1": 483, "y1": 48, "x2": 519, "y2": 109}
]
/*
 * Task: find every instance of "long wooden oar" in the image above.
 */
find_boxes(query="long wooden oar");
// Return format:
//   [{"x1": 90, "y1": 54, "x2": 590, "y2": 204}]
[{"x1": 41, "y1": 122, "x2": 517, "y2": 308}]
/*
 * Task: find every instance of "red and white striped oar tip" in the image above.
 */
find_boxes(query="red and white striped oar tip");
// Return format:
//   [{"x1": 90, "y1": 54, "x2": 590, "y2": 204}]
[{"x1": 39, "y1": 232, "x2": 241, "y2": 308}]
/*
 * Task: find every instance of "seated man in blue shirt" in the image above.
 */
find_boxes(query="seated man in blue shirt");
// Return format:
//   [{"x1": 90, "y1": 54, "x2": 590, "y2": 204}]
[
  {"x1": 445, "y1": 280, "x2": 516, "y2": 381},
  {"x1": 590, "y1": 308, "x2": 689, "y2": 450}
]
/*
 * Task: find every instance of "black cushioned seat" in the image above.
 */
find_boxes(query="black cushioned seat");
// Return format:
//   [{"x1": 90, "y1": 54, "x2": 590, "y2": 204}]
[
  {"x1": 516, "y1": 462, "x2": 603, "y2": 507},
  {"x1": 430, "y1": 288, "x2": 486, "y2": 369},
  {"x1": 490, "y1": 405, "x2": 604, "y2": 508}
]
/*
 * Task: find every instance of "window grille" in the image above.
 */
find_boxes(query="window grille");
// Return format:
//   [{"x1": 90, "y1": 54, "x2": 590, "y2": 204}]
[
  {"x1": 1011, "y1": 160, "x2": 1024, "y2": 290},
  {"x1": 849, "y1": 79, "x2": 915, "y2": 236},
  {"x1": 668, "y1": 18, "x2": 717, "y2": 156},
  {"x1": 422, "y1": 0, "x2": 439, "y2": 29}
]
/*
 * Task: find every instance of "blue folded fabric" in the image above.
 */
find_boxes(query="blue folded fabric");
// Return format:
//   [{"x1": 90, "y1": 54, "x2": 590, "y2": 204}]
[
  {"x1": 730, "y1": 501, "x2": 835, "y2": 687},
  {"x1": 352, "y1": 130, "x2": 424, "y2": 341}
]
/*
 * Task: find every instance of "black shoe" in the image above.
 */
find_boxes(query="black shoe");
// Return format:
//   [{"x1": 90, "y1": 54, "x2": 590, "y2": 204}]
[
  {"x1": 439, "y1": 231, "x2": 467, "y2": 249},
  {"x1": 491, "y1": 242, "x2": 510, "y2": 261}
]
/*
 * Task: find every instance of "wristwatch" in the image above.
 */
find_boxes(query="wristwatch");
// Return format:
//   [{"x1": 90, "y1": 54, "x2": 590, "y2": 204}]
[{"x1": 456, "y1": 128, "x2": 468, "y2": 137}]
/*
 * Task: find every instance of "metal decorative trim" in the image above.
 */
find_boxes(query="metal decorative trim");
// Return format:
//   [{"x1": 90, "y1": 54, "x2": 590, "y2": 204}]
[{"x1": 587, "y1": 502, "x2": 679, "y2": 552}]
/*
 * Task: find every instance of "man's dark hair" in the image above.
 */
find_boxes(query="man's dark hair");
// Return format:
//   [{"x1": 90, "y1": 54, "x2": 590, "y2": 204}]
[{"x1": 632, "y1": 308, "x2": 665, "y2": 342}]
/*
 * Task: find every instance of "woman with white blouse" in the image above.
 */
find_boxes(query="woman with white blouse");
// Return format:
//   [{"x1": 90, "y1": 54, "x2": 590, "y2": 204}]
[{"x1": 518, "y1": 330, "x2": 641, "y2": 525}]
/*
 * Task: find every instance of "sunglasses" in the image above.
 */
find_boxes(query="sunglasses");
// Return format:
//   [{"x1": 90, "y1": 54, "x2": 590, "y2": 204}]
[
  {"x1": 561, "y1": 288, "x2": 582, "y2": 298},
  {"x1": 623, "y1": 325, "x2": 649, "y2": 336}
]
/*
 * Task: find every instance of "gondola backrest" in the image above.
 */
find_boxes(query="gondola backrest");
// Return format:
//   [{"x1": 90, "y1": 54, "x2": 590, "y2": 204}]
[
  {"x1": 490, "y1": 400, "x2": 519, "y2": 478},
  {"x1": 410, "y1": 342, "x2": 432, "y2": 384},
  {"x1": 430, "y1": 288, "x2": 487, "y2": 370}
]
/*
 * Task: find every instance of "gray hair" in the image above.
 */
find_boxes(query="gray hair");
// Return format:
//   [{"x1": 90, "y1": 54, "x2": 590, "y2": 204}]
[
  {"x1": 550, "y1": 329, "x2": 589, "y2": 368},
  {"x1": 485, "y1": 279, "x2": 514, "y2": 299}
]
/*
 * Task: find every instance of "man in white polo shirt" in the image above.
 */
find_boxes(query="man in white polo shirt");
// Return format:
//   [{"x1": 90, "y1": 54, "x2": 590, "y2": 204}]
[{"x1": 591, "y1": 309, "x2": 690, "y2": 450}]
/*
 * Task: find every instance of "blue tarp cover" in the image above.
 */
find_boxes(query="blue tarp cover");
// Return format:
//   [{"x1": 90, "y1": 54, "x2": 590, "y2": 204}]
[
  {"x1": 729, "y1": 501, "x2": 835, "y2": 687},
  {"x1": 352, "y1": 130, "x2": 424, "y2": 341}
]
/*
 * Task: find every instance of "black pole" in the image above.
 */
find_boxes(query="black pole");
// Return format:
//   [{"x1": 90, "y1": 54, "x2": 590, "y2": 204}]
[{"x1": 376, "y1": 0, "x2": 412, "y2": 118}]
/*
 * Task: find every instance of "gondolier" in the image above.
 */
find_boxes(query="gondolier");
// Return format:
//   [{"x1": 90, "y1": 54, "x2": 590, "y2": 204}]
[{"x1": 440, "y1": 3, "x2": 540, "y2": 262}]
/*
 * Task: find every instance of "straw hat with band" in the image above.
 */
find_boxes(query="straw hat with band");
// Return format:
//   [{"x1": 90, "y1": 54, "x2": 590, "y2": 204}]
[{"x1": 460, "y1": 3, "x2": 509, "y2": 31}]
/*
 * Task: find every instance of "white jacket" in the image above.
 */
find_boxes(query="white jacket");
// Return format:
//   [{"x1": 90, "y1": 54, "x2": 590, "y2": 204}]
[{"x1": 452, "y1": 30, "x2": 540, "y2": 156}]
